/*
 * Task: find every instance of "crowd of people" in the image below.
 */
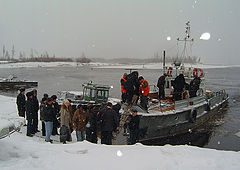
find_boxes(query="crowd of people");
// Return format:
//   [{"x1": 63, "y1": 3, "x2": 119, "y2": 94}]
[
  {"x1": 16, "y1": 71, "x2": 200, "y2": 145},
  {"x1": 16, "y1": 89, "x2": 140, "y2": 145},
  {"x1": 157, "y1": 73, "x2": 201, "y2": 101},
  {"x1": 120, "y1": 71, "x2": 150, "y2": 111}
]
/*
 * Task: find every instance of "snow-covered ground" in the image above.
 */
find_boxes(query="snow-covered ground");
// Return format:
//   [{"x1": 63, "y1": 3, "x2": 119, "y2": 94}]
[
  {"x1": 1, "y1": 61, "x2": 240, "y2": 69},
  {"x1": 0, "y1": 94, "x2": 240, "y2": 170}
]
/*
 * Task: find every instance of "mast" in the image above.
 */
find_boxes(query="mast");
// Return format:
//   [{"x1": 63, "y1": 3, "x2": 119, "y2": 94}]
[{"x1": 176, "y1": 21, "x2": 194, "y2": 64}]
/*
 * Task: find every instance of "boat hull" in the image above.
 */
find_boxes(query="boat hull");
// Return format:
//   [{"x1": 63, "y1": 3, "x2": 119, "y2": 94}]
[{"x1": 137, "y1": 92, "x2": 228, "y2": 143}]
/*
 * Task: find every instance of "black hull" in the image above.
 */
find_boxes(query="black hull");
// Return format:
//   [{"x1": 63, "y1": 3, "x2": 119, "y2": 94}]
[
  {"x1": 0, "y1": 81, "x2": 38, "y2": 90},
  {"x1": 138, "y1": 95, "x2": 228, "y2": 143}
]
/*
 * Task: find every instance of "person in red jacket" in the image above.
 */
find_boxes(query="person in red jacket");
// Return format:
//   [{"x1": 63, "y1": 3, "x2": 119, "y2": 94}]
[
  {"x1": 120, "y1": 73, "x2": 128, "y2": 103},
  {"x1": 139, "y1": 76, "x2": 149, "y2": 111}
]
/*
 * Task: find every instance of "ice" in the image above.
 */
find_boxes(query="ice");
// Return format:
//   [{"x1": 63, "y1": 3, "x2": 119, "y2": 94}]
[{"x1": 0, "y1": 94, "x2": 240, "y2": 170}]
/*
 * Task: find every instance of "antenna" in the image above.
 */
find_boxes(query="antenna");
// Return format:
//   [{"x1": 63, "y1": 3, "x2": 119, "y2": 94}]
[{"x1": 176, "y1": 21, "x2": 194, "y2": 64}]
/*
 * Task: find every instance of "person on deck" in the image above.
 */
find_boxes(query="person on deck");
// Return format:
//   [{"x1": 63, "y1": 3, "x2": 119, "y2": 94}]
[
  {"x1": 120, "y1": 73, "x2": 128, "y2": 103},
  {"x1": 125, "y1": 71, "x2": 139, "y2": 106},
  {"x1": 189, "y1": 75, "x2": 201, "y2": 98},
  {"x1": 16, "y1": 88, "x2": 26, "y2": 121},
  {"x1": 172, "y1": 74, "x2": 188, "y2": 101},
  {"x1": 157, "y1": 73, "x2": 167, "y2": 100},
  {"x1": 32, "y1": 89, "x2": 40, "y2": 133},
  {"x1": 25, "y1": 91, "x2": 34, "y2": 137},
  {"x1": 128, "y1": 109, "x2": 140, "y2": 145},
  {"x1": 139, "y1": 76, "x2": 150, "y2": 111},
  {"x1": 72, "y1": 105, "x2": 89, "y2": 142},
  {"x1": 98, "y1": 102, "x2": 118, "y2": 145}
]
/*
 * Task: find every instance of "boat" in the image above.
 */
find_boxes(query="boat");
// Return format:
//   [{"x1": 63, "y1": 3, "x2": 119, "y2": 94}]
[
  {"x1": 0, "y1": 75, "x2": 38, "y2": 90},
  {"x1": 56, "y1": 22, "x2": 229, "y2": 145},
  {"x1": 119, "y1": 21, "x2": 229, "y2": 143}
]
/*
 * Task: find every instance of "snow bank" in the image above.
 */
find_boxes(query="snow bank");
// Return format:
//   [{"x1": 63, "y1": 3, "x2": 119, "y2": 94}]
[
  {"x1": 0, "y1": 95, "x2": 24, "y2": 138},
  {"x1": 0, "y1": 94, "x2": 240, "y2": 170},
  {"x1": 1, "y1": 61, "x2": 240, "y2": 69}
]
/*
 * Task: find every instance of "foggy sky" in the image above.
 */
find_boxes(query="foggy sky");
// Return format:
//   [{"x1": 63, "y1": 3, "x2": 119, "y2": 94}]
[{"x1": 0, "y1": 0, "x2": 239, "y2": 65}]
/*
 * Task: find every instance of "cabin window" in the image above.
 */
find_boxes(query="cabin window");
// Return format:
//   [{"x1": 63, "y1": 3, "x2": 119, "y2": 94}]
[
  {"x1": 97, "y1": 90, "x2": 108, "y2": 100},
  {"x1": 85, "y1": 89, "x2": 96, "y2": 100}
]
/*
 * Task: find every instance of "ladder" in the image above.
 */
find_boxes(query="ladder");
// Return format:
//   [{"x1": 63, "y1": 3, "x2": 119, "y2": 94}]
[{"x1": 113, "y1": 104, "x2": 132, "y2": 137}]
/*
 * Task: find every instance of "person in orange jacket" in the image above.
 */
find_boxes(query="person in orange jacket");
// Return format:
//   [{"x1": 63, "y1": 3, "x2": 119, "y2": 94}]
[
  {"x1": 139, "y1": 76, "x2": 149, "y2": 111},
  {"x1": 120, "y1": 73, "x2": 128, "y2": 103}
]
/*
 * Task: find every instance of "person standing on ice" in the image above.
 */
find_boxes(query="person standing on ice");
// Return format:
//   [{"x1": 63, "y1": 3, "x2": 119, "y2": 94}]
[
  {"x1": 25, "y1": 91, "x2": 34, "y2": 137},
  {"x1": 59, "y1": 99, "x2": 73, "y2": 144},
  {"x1": 43, "y1": 97, "x2": 55, "y2": 143},
  {"x1": 16, "y1": 88, "x2": 26, "y2": 123},
  {"x1": 32, "y1": 89, "x2": 40, "y2": 133},
  {"x1": 128, "y1": 109, "x2": 140, "y2": 145},
  {"x1": 40, "y1": 96, "x2": 48, "y2": 136},
  {"x1": 51, "y1": 95, "x2": 60, "y2": 135},
  {"x1": 98, "y1": 102, "x2": 118, "y2": 145},
  {"x1": 72, "y1": 105, "x2": 89, "y2": 141}
]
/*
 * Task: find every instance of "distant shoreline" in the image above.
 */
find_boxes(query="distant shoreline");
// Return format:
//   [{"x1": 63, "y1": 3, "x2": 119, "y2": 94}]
[{"x1": 0, "y1": 61, "x2": 240, "y2": 69}]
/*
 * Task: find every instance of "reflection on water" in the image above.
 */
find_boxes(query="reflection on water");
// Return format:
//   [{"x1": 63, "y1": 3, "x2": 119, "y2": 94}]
[{"x1": 0, "y1": 66, "x2": 240, "y2": 151}]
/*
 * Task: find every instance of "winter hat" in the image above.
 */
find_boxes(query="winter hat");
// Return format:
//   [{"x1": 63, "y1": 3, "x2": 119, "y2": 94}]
[
  {"x1": 26, "y1": 91, "x2": 33, "y2": 98},
  {"x1": 51, "y1": 95, "x2": 57, "y2": 100},
  {"x1": 43, "y1": 93, "x2": 49, "y2": 98},
  {"x1": 47, "y1": 97, "x2": 53, "y2": 102},
  {"x1": 64, "y1": 99, "x2": 70, "y2": 105},
  {"x1": 41, "y1": 97, "x2": 48, "y2": 102}
]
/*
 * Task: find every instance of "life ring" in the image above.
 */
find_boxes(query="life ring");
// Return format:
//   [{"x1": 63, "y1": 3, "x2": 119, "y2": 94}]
[
  {"x1": 193, "y1": 68, "x2": 204, "y2": 78},
  {"x1": 198, "y1": 68, "x2": 203, "y2": 78},
  {"x1": 193, "y1": 68, "x2": 198, "y2": 77},
  {"x1": 167, "y1": 67, "x2": 173, "y2": 76}
]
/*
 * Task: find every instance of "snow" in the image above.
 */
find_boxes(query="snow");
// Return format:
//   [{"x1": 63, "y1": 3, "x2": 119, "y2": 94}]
[
  {"x1": 1, "y1": 61, "x2": 240, "y2": 69},
  {"x1": 0, "y1": 94, "x2": 240, "y2": 170},
  {"x1": 0, "y1": 95, "x2": 24, "y2": 136}
]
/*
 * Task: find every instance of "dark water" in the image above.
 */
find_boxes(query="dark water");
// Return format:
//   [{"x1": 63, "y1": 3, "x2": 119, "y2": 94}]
[{"x1": 0, "y1": 66, "x2": 240, "y2": 151}]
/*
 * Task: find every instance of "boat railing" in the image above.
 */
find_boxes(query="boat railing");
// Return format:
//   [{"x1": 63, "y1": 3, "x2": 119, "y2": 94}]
[{"x1": 208, "y1": 89, "x2": 228, "y2": 108}]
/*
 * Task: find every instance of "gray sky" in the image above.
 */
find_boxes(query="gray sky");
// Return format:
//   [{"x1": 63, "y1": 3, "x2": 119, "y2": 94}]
[{"x1": 0, "y1": 0, "x2": 239, "y2": 65}]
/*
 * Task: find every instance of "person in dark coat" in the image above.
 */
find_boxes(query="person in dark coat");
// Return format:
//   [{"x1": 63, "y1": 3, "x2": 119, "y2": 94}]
[
  {"x1": 98, "y1": 102, "x2": 118, "y2": 145},
  {"x1": 51, "y1": 95, "x2": 60, "y2": 135},
  {"x1": 125, "y1": 71, "x2": 139, "y2": 105},
  {"x1": 43, "y1": 98, "x2": 55, "y2": 143},
  {"x1": 25, "y1": 91, "x2": 34, "y2": 137},
  {"x1": 40, "y1": 97, "x2": 48, "y2": 136},
  {"x1": 120, "y1": 73, "x2": 128, "y2": 103},
  {"x1": 16, "y1": 88, "x2": 26, "y2": 118},
  {"x1": 157, "y1": 73, "x2": 167, "y2": 99},
  {"x1": 128, "y1": 109, "x2": 140, "y2": 145},
  {"x1": 32, "y1": 89, "x2": 40, "y2": 133},
  {"x1": 86, "y1": 104, "x2": 98, "y2": 143},
  {"x1": 173, "y1": 74, "x2": 188, "y2": 101},
  {"x1": 189, "y1": 75, "x2": 201, "y2": 98},
  {"x1": 112, "y1": 102, "x2": 122, "y2": 124}
]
